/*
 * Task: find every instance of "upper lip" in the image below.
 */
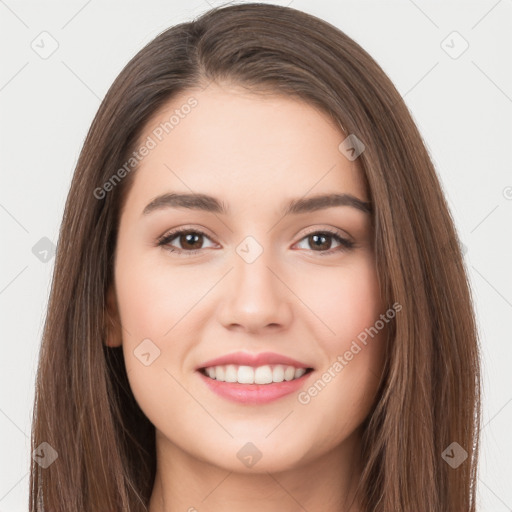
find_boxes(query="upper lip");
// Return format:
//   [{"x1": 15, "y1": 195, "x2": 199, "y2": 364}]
[{"x1": 196, "y1": 351, "x2": 313, "y2": 370}]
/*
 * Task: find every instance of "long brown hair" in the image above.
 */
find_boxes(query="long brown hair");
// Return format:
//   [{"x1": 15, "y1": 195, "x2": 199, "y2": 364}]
[{"x1": 29, "y1": 3, "x2": 481, "y2": 511}]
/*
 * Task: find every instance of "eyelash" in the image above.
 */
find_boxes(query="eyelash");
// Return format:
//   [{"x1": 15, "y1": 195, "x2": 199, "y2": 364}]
[{"x1": 156, "y1": 227, "x2": 355, "y2": 257}]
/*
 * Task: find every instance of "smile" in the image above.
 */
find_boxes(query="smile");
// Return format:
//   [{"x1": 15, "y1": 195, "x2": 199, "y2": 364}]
[
  {"x1": 195, "y1": 351, "x2": 315, "y2": 404},
  {"x1": 197, "y1": 365, "x2": 314, "y2": 405},
  {"x1": 200, "y1": 364, "x2": 311, "y2": 384}
]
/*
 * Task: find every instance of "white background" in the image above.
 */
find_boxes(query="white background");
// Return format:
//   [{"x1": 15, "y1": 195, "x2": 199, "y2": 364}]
[{"x1": 1, "y1": 0, "x2": 511, "y2": 510}]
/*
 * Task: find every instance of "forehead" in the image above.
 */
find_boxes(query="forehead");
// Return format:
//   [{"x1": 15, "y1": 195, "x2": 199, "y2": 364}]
[{"x1": 124, "y1": 83, "x2": 367, "y2": 213}]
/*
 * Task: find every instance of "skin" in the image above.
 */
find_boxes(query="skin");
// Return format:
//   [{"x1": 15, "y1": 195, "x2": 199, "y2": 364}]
[{"x1": 106, "y1": 82, "x2": 388, "y2": 512}]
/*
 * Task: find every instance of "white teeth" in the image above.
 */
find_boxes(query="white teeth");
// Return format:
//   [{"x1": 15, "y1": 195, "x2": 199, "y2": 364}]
[
  {"x1": 203, "y1": 364, "x2": 309, "y2": 384},
  {"x1": 294, "y1": 368, "x2": 306, "y2": 379},
  {"x1": 284, "y1": 366, "x2": 295, "y2": 381},
  {"x1": 272, "y1": 365, "x2": 285, "y2": 382},
  {"x1": 216, "y1": 365, "x2": 225, "y2": 381},
  {"x1": 238, "y1": 365, "x2": 254, "y2": 384},
  {"x1": 225, "y1": 364, "x2": 237, "y2": 383},
  {"x1": 254, "y1": 365, "x2": 273, "y2": 384}
]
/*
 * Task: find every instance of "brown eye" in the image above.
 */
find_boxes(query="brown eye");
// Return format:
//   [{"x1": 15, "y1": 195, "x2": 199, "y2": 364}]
[
  {"x1": 295, "y1": 230, "x2": 354, "y2": 255},
  {"x1": 178, "y1": 232, "x2": 203, "y2": 250},
  {"x1": 308, "y1": 233, "x2": 331, "y2": 251},
  {"x1": 157, "y1": 229, "x2": 216, "y2": 255}
]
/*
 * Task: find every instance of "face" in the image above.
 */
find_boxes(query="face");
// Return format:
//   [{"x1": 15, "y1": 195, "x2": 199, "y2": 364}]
[{"x1": 107, "y1": 82, "x2": 387, "y2": 474}]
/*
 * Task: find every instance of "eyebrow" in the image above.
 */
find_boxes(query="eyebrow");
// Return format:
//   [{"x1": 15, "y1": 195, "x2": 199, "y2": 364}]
[{"x1": 142, "y1": 192, "x2": 372, "y2": 217}]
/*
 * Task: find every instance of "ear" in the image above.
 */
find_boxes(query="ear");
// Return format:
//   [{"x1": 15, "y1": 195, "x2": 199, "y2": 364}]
[{"x1": 104, "y1": 284, "x2": 123, "y2": 347}]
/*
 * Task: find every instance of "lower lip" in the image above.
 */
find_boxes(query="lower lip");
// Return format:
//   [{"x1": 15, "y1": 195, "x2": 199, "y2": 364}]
[{"x1": 197, "y1": 370, "x2": 313, "y2": 404}]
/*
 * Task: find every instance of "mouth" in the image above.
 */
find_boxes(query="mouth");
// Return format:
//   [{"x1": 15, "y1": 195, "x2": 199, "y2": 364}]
[
  {"x1": 195, "y1": 351, "x2": 315, "y2": 404},
  {"x1": 198, "y1": 364, "x2": 314, "y2": 384}
]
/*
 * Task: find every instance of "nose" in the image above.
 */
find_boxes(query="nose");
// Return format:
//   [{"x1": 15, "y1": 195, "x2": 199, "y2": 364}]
[{"x1": 216, "y1": 245, "x2": 293, "y2": 334}]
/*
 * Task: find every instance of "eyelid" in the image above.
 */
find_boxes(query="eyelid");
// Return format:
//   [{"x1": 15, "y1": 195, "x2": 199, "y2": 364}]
[
  {"x1": 158, "y1": 224, "x2": 216, "y2": 240},
  {"x1": 298, "y1": 225, "x2": 353, "y2": 243}
]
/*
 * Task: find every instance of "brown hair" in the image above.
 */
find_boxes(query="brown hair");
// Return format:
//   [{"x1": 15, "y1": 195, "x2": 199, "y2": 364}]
[{"x1": 30, "y1": 3, "x2": 481, "y2": 511}]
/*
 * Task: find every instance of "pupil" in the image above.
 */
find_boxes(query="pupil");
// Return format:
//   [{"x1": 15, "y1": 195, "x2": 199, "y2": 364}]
[
  {"x1": 183, "y1": 233, "x2": 201, "y2": 249},
  {"x1": 311, "y1": 234, "x2": 330, "y2": 250}
]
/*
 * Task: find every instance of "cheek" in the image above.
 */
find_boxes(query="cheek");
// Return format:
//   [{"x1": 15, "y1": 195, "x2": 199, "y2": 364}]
[
  {"x1": 298, "y1": 254, "x2": 383, "y2": 342},
  {"x1": 294, "y1": 256, "x2": 386, "y2": 433},
  {"x1": 114, "y1": 245, "x2": 206, "y2": 340},
  {"x1": 113, "y1": 245, "x2": 228, "y2": 429},
  {"x1": 115, "y1": 265, "x2": 195, "y2": 437}
]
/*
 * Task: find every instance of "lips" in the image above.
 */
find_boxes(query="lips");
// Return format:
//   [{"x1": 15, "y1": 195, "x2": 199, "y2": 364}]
[
  {"x1": 196, "y1": 351, "x2": 312, "y2": 370},
  {"x1": 196, "y1": 351, "x2": 315, "y2": 404}
]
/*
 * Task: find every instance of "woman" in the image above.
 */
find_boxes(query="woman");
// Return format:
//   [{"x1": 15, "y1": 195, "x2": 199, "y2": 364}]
[{"x1": 30, "y1": 3, "x2": 481, "y2": 511}]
